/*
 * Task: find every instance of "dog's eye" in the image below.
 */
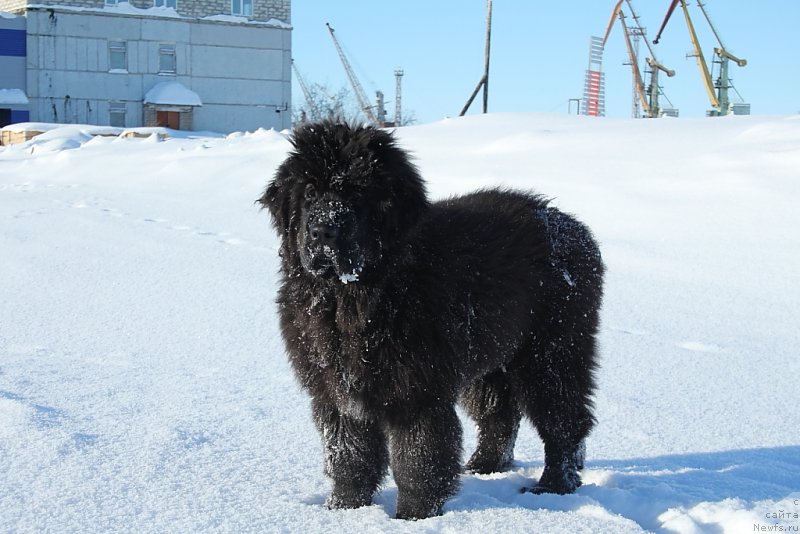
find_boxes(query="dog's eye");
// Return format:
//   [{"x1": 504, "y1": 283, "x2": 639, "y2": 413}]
[{"x1": 304, "y1": 184, "x2": 317, "y2": 201}]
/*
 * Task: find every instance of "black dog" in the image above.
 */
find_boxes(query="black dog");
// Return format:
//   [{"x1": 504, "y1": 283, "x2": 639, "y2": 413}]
[{"x1": 259, "y1": 121, "x2": 604, "y2": 520}]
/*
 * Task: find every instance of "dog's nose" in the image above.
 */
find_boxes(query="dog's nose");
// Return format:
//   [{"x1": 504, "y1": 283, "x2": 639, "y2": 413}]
[{"x1": 309, "y1": 223, "x2": 339, "y2": 246}]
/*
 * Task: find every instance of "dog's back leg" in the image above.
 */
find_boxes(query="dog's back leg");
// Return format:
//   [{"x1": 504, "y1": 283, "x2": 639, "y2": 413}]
[
  {"x1": 459, "y1": 370, "x2": 521, "y2": 474},
  {"x1": 515, "y1": 335, "x2": 597, "y2": 494}
]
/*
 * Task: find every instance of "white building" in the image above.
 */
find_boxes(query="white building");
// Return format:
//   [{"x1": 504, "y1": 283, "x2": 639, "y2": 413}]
[{"x1": 0, "y1": 0, "x2": 291, "y2": 133}]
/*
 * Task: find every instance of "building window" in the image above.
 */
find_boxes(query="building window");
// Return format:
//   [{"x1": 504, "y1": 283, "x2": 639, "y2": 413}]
[
  {"x1": 109, "y1": 40, "x2": 127, "y2": 71},
  {"x1": 158, "y1": 44, "x2": 176, "y2": 74},
  {"x1": 109, "y1": 102, "x2": 126, "y2": 127},
  {"x1": 154, "y1": 0, "x2": 177, "y2": 8},
  {"x1": 105, "y1": 0, "x2": 118, "y2": 6},
  {"x1": 231, "y1": 0, "x2": 252, "y2": 16}
]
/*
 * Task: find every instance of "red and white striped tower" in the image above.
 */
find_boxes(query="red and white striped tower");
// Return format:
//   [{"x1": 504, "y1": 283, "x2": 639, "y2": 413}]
[{"x1": 582, "y1": 36, "x2": 606, "y2": 116}]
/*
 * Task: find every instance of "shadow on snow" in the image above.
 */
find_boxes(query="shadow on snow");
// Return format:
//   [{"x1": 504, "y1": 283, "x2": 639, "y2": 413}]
[{"x1": 370, "y1": 446, "x2": 800, "y2": 530}]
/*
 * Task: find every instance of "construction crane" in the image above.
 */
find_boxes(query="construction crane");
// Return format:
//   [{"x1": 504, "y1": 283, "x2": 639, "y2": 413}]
[
  {"x1": 602, "y1": 0, "x2": 674, "y2": 118},
  {"x1": 292, "y1": 60, "x2": 321, "y2": 122},
  {"x1": 653, "y1": 0, "x2": 747, "y2": 116},
  {"x1": 326, "y1": 22, "x2": 380, "y2": 125}
]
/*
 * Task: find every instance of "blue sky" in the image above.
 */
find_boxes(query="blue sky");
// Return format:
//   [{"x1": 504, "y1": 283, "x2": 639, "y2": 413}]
[{"x1": 290, "y1": 1, "x2": 798, "y2": 124}]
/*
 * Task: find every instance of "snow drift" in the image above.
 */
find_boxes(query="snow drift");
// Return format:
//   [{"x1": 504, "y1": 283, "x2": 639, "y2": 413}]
[{"x1": 1, "y1": 113, "x2": 799, "y2": 533}]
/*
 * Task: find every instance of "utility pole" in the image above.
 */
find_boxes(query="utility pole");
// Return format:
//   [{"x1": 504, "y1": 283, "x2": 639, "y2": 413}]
[
  {"x1": 482, "y1": 0, "x2": 492, "y2": 114},
  {"x1": 460, "y1": 0, "x2": 492, "y2": 116}
]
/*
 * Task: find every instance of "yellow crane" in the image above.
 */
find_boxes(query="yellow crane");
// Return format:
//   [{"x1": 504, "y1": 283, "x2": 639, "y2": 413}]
[
  {"x1": 603, "y1": 0, "x2": 674, "y2": 118},
  {"x1": 654, "y1": 0, "x2": 746, "y2": 116}
]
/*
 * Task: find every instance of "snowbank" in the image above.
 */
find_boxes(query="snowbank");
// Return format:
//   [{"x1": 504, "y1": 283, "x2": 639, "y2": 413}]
[{"x1": 1, "y1": 113, "x2": 798, "y2": 533}]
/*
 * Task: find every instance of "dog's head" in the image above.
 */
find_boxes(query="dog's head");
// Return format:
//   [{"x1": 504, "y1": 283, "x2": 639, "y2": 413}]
[{"x1": 260, "y1": 121, "x2": 428, "y2": 283}]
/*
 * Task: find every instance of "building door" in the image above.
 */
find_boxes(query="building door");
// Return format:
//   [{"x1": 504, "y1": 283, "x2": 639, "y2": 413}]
[
  {"x1": 156, "y1": 110, "x2": 180, "y2": 129},
  {"x1": 0, "y1": 109, "x2": 11, "y2": 128}
]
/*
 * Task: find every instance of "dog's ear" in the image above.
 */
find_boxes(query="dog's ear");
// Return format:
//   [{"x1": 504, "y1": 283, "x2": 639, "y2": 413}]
[
  {"x1": 367, "y1": 130, "x2": 430, "y2": 238},
  {"x1": 258, "y1": 164, "x2": 291, "y2": 234}
]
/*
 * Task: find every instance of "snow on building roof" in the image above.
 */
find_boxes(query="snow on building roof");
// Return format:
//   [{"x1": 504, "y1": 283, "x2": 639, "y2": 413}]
[
  {"x1": 200, "y1": 15, "x2": 292, "y2": 28},
  {"x1": 1, "y1": 10, "x2": 20, "y2": 19},
  {"x1": 0, "y1": 89, "x2": 29, "y2": 105},
  {"x1": 102, "y1": 1, "x2": 181, "y2": 18},
  {"x1": 23, "y1": 3, "x2": 290, "y2": 26},
  {"x1": 27, "y1": 2, "x2": 181, "y2": 19},
  {"x1": 143, "y1": 82, "x2": 202, "y2": 107}
]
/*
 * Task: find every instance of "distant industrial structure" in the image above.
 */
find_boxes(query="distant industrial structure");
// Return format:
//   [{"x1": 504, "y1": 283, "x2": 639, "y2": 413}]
[
  {"x1": 0, "y1": 0, "x2": 291, "y2": 132},
  {"x1": 581, "y1": 36, "x2": 606, "y2": 117},
  {"x1": 293, "y1": 23, "x2": 402, "y2": 127},
  {"x1": 654, "y1": 0, "x2": 748, "y2": 116},
  {"x1": 602, "y1": 0, "x2": 676, "y2": 118},
  {"x1": 582, "y1": 0, "x2": 747, "y2": 118},
  {"x1": 323, "y1": 22, "x2": 403, "y2": 127}
]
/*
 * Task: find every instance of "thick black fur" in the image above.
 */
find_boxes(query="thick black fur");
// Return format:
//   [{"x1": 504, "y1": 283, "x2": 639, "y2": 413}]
[{"x1": 259, "y1": 121, "x2": 604, "y2": 520}]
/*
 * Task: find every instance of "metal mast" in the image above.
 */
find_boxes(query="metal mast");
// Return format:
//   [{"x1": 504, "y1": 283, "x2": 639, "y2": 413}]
[
  {"x1": 326, "y1": 23, "x2": 379, "y2": 125},
  {"x1": 394, "y1": 68, "x2": 404, "y2": 126},
  {"x1": 622, "y1": 18, "x2": 645, "y2": 118}
]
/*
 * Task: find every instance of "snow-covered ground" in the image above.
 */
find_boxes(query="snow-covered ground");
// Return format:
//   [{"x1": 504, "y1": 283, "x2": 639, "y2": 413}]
[{"x1": 1, "y1": 114, "x2": 798, "y2": 533}]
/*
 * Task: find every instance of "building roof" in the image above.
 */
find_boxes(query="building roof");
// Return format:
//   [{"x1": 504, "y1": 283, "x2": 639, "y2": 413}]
[
  {"x1": 0, "y1": 88, "x2": 29, "y2": 105},
  {"x1": 143, "y1": 81, "x2": 202, "y2": 107}
]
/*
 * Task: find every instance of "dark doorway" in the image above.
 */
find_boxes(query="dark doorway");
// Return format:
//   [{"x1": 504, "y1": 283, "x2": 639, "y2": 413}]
[{"x1": 156, "y1": 110, "x2": 180, "y2": 129}]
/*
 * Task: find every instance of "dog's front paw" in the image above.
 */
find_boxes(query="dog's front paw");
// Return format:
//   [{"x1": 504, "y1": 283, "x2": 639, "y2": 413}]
[
  {"x1": 522, "y1": 464, "x2": 582, "y2": 495},
  {"x1": 464, "y1": 451, "x2": 514, "y2": 475},
  {"x1": 325, "y1": 484, "x2": 373, "y2": 510},
  {"x1": 395, "y1": 492, "x2": 445, "y2": 520}
]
